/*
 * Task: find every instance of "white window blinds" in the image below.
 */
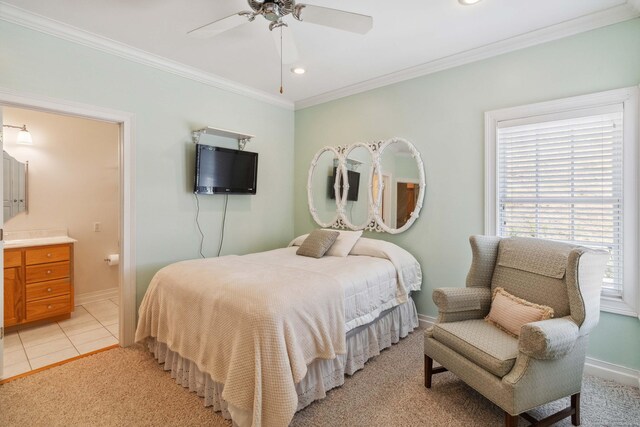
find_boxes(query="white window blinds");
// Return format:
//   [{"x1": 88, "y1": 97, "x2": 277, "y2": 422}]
[{"x1": 497, "y1": 107, "x2": 623, "y2": 296}]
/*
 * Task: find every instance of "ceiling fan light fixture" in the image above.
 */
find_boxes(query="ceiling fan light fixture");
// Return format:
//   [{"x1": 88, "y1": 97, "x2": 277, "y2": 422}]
[
  {"x1": 458, "y1": 0, "x2": 482, "y2": 5},
  {"x1": 262, "y1": 2, "x2": 282, "y2": 21},
  {"x1": 188, "y1": 1, "x2": 373, "y2": 93}
]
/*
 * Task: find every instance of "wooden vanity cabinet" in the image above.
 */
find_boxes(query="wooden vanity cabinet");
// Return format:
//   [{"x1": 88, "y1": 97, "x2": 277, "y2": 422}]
[
  {"x1": 4, "y1": 249, "x2": 23, "y2": 326},
  {"x1": 3, "y1": 243, "x2": 74, "y2": 327}
]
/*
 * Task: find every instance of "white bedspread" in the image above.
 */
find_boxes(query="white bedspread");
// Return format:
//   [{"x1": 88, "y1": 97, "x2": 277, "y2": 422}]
[{"x1": 136, "y1": 239, "x2": 422, "y2": 427}]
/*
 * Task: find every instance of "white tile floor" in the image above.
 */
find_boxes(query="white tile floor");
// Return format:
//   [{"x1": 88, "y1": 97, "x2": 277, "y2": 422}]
[{"x1": 2, "y1": 298, "x2": 119, "y2": 380}]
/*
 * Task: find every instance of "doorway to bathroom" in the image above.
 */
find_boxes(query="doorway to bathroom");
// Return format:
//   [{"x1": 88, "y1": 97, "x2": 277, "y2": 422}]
[{"x1": 0, "y1": 104, "x2": 126, "y2": 381}]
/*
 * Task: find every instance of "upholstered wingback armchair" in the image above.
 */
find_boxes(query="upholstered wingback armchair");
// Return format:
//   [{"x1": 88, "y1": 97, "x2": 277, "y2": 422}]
[{"x1": 424, "y1": 236, "x2": 609, "y2": 427}]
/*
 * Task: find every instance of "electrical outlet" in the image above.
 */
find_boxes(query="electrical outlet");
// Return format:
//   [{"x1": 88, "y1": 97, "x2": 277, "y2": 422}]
[{"x1": 93, "y1": 222, "x2": 101, "y2": 232}]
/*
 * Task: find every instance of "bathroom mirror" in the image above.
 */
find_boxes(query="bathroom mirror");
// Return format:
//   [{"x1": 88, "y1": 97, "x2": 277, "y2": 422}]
[
  {"x1": 308, "y1": 137, "x2": 425, "y2": 234},
  {"x1": 340, "y1": 143, "x2": 374, "y2": 230},
  {"x1": 373, "y1": 138, "x2": 425, "y2": 234},
  {"x1": 3, "y1": 150, "x2": 28, "y2": 222},
  {"x1": 307, "y1": 147, "x2": 341, "y2": 228}
]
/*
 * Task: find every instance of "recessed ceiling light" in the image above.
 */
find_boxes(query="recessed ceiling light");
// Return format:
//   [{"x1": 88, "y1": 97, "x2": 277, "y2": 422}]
[
  {"x1": 459, "y1": 0, "x2": 482, "y2": 5},
  {"x1": 291, "y1": 67, "x2": 306, "y2": 75}
]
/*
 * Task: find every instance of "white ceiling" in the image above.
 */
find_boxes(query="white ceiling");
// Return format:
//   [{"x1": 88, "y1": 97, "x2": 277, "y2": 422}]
[{"x1": 1, "y1": 0, "x2": 638, "y2": 108}]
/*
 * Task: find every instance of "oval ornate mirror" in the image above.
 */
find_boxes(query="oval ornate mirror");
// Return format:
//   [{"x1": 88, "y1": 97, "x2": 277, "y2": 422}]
[
  {"x1": 339, "y1": 143, "x2": 374, "y2": 230},
  {"x1": 307, "y1": 147, "x2": 341, "y2": 228},
  {"x1": 373, "y1": 138, "x2": 425, "y2": 234}
]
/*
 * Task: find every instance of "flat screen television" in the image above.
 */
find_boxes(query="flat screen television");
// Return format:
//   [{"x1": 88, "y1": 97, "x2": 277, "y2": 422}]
[
  {"x1": 327, "y1": 167, "x2": 360, "y2": 201},
  {"x1": 194, "y1": 144, "x2": 258, "y2": 195}
]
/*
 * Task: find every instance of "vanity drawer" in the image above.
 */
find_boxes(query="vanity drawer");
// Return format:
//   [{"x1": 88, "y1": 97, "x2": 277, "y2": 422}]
[
  {"x1": 25, "y1": 245, "x2": 70, "y2": 266},
  {"x1": 26, "y1": 279, "x2": 71, "y2": 302},
  {"x1": 26, "y1": 261, "x2": 70, "y2": 283},
  {"x1": 26, "y1": 294, "x2": 71, "y2": 321},
  {"x1": 5, "y1": 249, "x2": 22, "y2": 268}
]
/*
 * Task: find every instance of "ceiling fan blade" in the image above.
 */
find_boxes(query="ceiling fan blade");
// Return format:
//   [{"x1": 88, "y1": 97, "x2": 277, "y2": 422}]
[
  {"x1": 188, "y1": 13, "x2": 250, "y2": 38},
  {"x1": 295, "y1": 5, "x2": 373, "y2": 34},
  {"x1": 272, "y1": 25, "x2": 299, "y2": 64}
]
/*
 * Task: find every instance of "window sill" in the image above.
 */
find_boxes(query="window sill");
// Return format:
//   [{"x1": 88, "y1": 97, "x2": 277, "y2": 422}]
[{"x1": 600, "y1": 296, "x2": 638, "y2": 317}]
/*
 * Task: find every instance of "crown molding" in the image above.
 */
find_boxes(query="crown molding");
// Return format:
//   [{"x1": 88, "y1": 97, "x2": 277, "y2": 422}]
[
  {"x1": 0, "y1": 2, "x2": 294, "y2": 111},
  {"x1": 1, "y1": 2, "x2": 637, "y2": 112},
  {"x1": 295, "y1": 2, "x2": 640, "y2": 110}
]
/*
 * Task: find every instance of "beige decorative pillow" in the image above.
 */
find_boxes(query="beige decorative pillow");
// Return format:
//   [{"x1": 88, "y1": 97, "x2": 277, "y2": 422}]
[
  {"x1": 485, "y1": 287, "x2": 554, "y2": 337},
  {"x1": 296, "y1": 229, "x2": 340, "y2": 258},
  {"x1": 324, "y1": 229, "x2": 363, "y2": 257}
]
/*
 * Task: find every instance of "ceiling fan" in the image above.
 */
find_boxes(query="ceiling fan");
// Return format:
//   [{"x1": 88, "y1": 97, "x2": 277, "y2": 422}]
[{"x1": 188, "y1": 0, "x2": 374, "y2": 66}]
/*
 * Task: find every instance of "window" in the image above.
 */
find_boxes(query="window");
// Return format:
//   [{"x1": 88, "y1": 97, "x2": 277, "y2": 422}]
[{"x1": 486, "y1": 87, "x2": 639, "y2": 317}]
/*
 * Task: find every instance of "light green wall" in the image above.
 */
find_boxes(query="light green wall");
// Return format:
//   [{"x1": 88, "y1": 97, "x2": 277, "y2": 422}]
[
  {"x1": 295, "y1": 19, "x2": 640, "y2": 370},
  {"x1": 0, "y1": 21, "x2": 295, "y2": 305}
]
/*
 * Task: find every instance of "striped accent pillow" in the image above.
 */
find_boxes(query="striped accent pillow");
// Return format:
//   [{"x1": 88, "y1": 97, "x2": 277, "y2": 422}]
[
  {"x1": 485, "y1": 287, "x2": 554, "y2": 337},
  {"x1": 296, "y1": 229, "x2": 340, "y2": 258}
]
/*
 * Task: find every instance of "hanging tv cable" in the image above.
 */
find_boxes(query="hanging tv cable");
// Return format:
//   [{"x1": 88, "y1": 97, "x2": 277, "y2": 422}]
[
  {"x1": 217, "y1": 194, "x2": 229, "y2": 257},
  {"x1": 194, "y1": 194, "x2": 205, "y2": 258}
]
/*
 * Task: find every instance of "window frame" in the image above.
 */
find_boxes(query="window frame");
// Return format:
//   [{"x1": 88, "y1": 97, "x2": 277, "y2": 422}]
[{"x1": 485, "y1": 86, "x2": 639, "y2": 317}]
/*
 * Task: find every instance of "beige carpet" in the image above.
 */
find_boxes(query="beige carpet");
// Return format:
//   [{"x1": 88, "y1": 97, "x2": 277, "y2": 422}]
[{"x1": 1, "y1": 330, "x2": 639, "y2": 426}]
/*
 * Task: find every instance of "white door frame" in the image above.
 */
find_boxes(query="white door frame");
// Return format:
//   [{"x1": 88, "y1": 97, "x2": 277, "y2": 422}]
[
  {"x1": 0, "y1": 87, "x2": 136, "y2": 347},
  {"x1": 0, "y1": 107, "x2": 5, "y2": 377}
]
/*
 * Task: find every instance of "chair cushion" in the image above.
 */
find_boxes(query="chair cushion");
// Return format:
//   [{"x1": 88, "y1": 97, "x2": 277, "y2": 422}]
[
  {"x1": 492, "y1": 237, "x2": 574, "y2": 318},
  {"x1": 497, "y1": 237, "x2": 573, "y2": 278},
  {"x1": 432, "y1": 319, "x2": 519, "y2": 377}
]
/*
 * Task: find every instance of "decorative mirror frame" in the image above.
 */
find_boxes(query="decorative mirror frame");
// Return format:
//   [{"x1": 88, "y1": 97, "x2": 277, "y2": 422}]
[
  {"x1": 307, "y1": 146, "x2": 342, "y2": 228},
  {"x1": 307, "y1": 137, "x2": 425, "y2": 234},
  {"x1": 338, "y1": 142, "x2": 376, "y2": 231},
  {"x1": 371, "y1": 137, "x2": 426, "y2": 234}
]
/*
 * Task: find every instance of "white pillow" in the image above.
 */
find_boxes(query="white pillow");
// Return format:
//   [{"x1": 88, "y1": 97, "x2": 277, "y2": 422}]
[
  {"x1": 323, "y1": 229, "x2": 363, "y2": 257},
  {"x1": 289, "y1": 234, "x2": 309, "y2": 247}
]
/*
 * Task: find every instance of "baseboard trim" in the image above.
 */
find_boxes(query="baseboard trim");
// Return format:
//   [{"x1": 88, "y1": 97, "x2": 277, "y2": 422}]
[
  {"x1": 75, "y1": 288, "x2": 118, "y2": 306},
  {"x1": 584, "y1": 357, "x2": 640, "y2": 388},
  {"x1": 418, "y1": 314, "x2": 436, "y2": 329},
  {"x1": 418, "y1": 312, "x2": 639, "y2": 388}
]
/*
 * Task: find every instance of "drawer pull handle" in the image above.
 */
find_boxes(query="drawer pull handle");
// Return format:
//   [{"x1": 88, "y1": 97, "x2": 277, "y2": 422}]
[
  {"x1": 48, "y1": 305, "x2": 52, "y2": 309},
  {"x1": 47, "y1": 288, "x2": 52, "y2": 292},
  {"x1": 47, "y1": 253, "x2": 52, "y2": 257},
  {"x1": 46, "y1": 270, "x2": 52, "y2": 274}
]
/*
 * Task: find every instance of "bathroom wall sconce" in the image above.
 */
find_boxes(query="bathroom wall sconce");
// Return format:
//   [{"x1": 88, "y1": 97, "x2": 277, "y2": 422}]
[{"x1": 3, "y1": 124, "x2": 33, "y2": 145}]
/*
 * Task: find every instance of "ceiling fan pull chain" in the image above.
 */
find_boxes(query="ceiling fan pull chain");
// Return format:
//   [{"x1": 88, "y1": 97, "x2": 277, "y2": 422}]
[{"x1": 280, "y1": 24, "x2": 284, "y2": 94}]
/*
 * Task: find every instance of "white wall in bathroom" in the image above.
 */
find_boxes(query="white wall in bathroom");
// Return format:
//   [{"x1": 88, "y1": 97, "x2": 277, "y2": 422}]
[{"x1": 3, "y1": 106, "x2": 119, "y2": 297}]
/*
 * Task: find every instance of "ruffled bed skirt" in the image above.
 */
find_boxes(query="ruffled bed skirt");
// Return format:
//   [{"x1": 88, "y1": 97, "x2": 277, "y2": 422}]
[{"x1": 146, "y1": 297, "x2": 418, "y2": 425}]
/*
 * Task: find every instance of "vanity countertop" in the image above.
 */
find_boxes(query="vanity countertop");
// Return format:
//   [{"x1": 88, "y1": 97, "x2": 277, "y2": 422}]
[
  {"x1": 4, "y1": 236, "x2": 77, "y2": 249},
  {"x1": 4, "y1": 229, "x2": 77, "y2": 249}
]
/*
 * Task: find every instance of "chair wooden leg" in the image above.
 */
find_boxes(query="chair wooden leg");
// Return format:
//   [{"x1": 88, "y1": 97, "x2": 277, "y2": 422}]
[
  {"x1": 505, "y1": 412, "x2": 519, "y2": 427},
  {"x1": 514, "y1": 393, "x2": 580, "y2": 427},
  {"x1": 424, "y1": 355, "x2": 433, "y2": 388},
  {"x1": 571, "y1": 393, "x2": 581, "y2": 426}
]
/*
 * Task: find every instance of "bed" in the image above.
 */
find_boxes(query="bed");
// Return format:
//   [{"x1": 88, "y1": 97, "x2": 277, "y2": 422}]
[{"x1": 135, "y1": 236, "x2": 421, "y2": 427}]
